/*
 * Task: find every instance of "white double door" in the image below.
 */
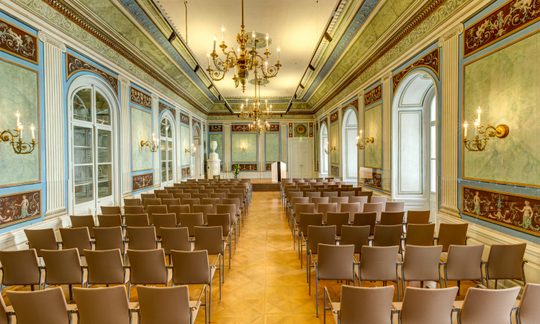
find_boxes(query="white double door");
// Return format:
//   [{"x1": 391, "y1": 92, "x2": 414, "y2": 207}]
[{"x1": 287, "y1": 138, "x2": 313, "y2": 178}]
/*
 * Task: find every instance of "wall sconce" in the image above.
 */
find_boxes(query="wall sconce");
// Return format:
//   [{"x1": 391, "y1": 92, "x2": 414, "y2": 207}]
[
  {"x1": 356, "y1": 130, "x2": 374, "y2": 150},
  {"x1": 463, "y1": 107, "x2": 509, "y2": 152},
  {"x1": 185, "y1": 143, "x2": 197, "y2": 156},
  {"x1": 0, "y1": 111, "x2": 37, "y2": 155},
  {"x1": 139, "y1": 133, "x2": 158, "y2": 152},
  {"x1": 240, "y1": 143, "x2": 247, "y2": 152}
]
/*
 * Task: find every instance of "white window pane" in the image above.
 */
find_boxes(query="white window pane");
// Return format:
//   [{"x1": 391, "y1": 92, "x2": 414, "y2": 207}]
[{"x1": 430, "y1": 126, "x2": 436, "y2": 159}]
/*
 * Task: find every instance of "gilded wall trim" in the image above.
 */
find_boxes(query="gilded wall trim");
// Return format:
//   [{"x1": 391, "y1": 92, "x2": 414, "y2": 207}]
[
  {"x1": 392, "y1": 48, "x2": 440, "y2": 89},
  {"x1": 462, "y1": 186, "x2": 540, "y2": 237},
  {"x1": 0, "y1": 18, "x2": 37, "y2": 63},
  {"x1": 208, "y1": 124, "x2": 223, "y2": 132},
  {"x1": 330, "y1": 110, "x2": 339, "y2": 123},
  {"x1": 464, "y1": 0, "x2": 540, "y2": 57},
  {"x1": 130, "y1": 87, "x2": 152, "y2": 109},
  {"x1": 231, "y1": 124, "x2": 254, "y2": 132},
  {"x1": 363, "y1": 85, "x2": 382, "y2": 106},
  {"x1": 66, "y1": 53, "x2": 118, "y2": 92}
]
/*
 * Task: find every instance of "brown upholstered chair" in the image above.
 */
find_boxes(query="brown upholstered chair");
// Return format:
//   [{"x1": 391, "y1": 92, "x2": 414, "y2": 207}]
[
  {"x1": 339, "y1": 203, "x2": 362, "y2": 224},
  {"x1": 324, "y1": 285, "x2": 394, "y2": 324},
  {"x1": 312, "y1": 244, "x2": 354, "y2": 317},
  {"x1": 216, "y1": 204, "x2": 239, "y2": 246},
  {"x1": 457, "y1": 286, "x2": 520, "y2": 324},
  {"x1": 517, "y1": 283, "x2": 540, "y2": 324},
  {"x1": 152, "y1": 213, "x2": 177, "y2": 237},
  {"x1": 326, "y1": 212, "x2": 350, "y2": 237},
  {"x1": 40, "y1": 248, "x2": 83, "y2": 300},
  {"x1": 298, "y1": 213, "x2": 324, "y2": 264},
  {"x1": 124, "y1": 214, "x2": 150, "y2": 227},
  {"x1": 192, "y1": 204, "x2": 216, "y2": 223},
  {"x1": 396, "y1": 287, "x2": 458, "y2": 324},
  {"x1": 484, "y1": 243, "x2": 527, "y2": 288},
  {"x1": 93, "y1": 226, "x2": 125, "y2": 254},
  {"x1": 177, "y1": 213, "x2": 205, "y2": 237},
  {"x1": 123, "y1": 198, "x2": 141, "y2": 206},
  {"x1": 370, "y1": 196, "x2": 388, "y2": 205},
  {"x1": 349, "y1": 195, "x2": 368, "y2": 207},
  {"x1": 170, "y1": 250, "x2": 215, "y2": 323},
  {"x1": 436, "y1": 223, "x2": 468, "y2": 252},
  {"x1": 69, "y1": 215, "x2": 96, "y2": 238},
  {"x1": 126, "y1": 226, "x2": 157, "y2": 250},
  {"x1": 315, "y1": 203, "x2": 337, "y2": 224},
  {"x1": 73, "y1": 285, "x2": 132, "y2": 323},
  {"x1": 385, "y1": 201, "x2": 405, "y2": 212},
  {"x1": 24, "y1": 228, "x2": 59, "y2": 257},
  {"x1": 363, "y1": 202, "x2": 384, "y2": 222},
  {"x1": 142, "y1": 198, "x2": 161, "y2": 209},
  {"x1": 194, "y1": 226, "x2": 225, "y2": 280},
  {"x1": 97, "y1": 214, "x2": 123, "y2": 227},
  {"x1": 124, "y1": 205, "x2": 145, "y2": 214},
  {"x1": 358, "y1": 246, "x2": 401, "y2": 300},
  {"x1": 169, "y1": 204, "x2": 191, "y2": 219},
  {"x1": 373, "y1": 225, "x2": 403, "y2": 250},
  {"x1": 0, "y1": 249, "x2": 41, "y2": 290},
  {"x1": 8, "y1": 287, "x2": 72, "y2": 324},
  {"x1": 380, "y1": 211, "x2": 405, "y2": 226},
  {"x1": 137, "y1": 285, "x2": 201, "y2": 324},
  {"x1": 101, "y1": 205, "x2": 122, "y2": 215},
  {"x1": 340, "y1": 225, "x2": 370, "y2": 259},
  {"x1": 84, "y1": 249, "x2": 126, "y2": 286},
  {"x1": 406, "y1": 210, "x2": 430, "y2": 224},
  {"x1": 311, "y1": 197, "x2": 329, "y2": 205},
  {"x1": 353, "y1": 212, "x2": 377, "y2": 235},
  {"x1": 161, "y1": 198, "x2": 181, "y2": 207},
  {"x1": 442, "y1": 244, "x2": 484, "y2": 294},
  {"x1": 59, "y1": 227, "x2": 92, "y2": 256},
  {"x1": 160, "y1": 227, "x2": 191, "y2": 257},
  {"x1": 306, "y1": 225, "x2": 336, "y2": 283},
  {"x1": 329, "y1": 196, "x2": 349, "y2": 207},
  {"x1": 405, "y1": 223, "x2": 435, "y2": 246},
  {"x1": 146, "y1": 205, "x2": 168, "y2": 225},
  {"x1": 400, "y1": 245, "x2": 443, "y2": 295},
  {"x1": 126, "y1": 249, "x2": 168, "y2": 298},
  {"x1": 207, "y1": 213, "x2": 233, "y2": 267},
  {"x1": 0, "y1": 294, "x2": 10, "y2": 324}
]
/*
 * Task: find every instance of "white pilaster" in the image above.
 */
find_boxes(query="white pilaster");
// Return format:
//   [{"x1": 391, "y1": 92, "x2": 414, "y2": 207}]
[
  {"x1": 175, "y1": 109, "x2": 181, "y2": 182},
  {"x1": 223, "y1": 123, "x2": 231, "y2": 177},
  {"x1": 357, "y1": 91, "x2": 365, "y2": 186},
  {"x1": 382, "y1": 72, "x2": 393, "y2": 192},
  {"x1": 119, "y1": 76, "x2": 131, "y2": 196},
  {"x1": 151, "y1": 94, "x2": 160, "y2": 186},
  {"x1": 39, "y1": 31, "x2": 66, "y2": 215},
  {"x1": 438, "y1": 24, "x2": 463, "y2": 216}
]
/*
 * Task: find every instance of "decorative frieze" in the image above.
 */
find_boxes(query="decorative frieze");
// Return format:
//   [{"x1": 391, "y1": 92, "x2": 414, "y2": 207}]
[
  {"x1": 265, "y1": 163, "x2": 272, "y2": 171},
  {"x1": 66, "y1": 53, "x2": 118, "y2": 93},
  {"x1": 231, "y1": 124, "x2": 253, "y2": 132},
  {"x1": 209, "y1": 124, "x2": 223, "y2": 132},
  {"x1": 288, "y1": 123, "x2": 293, "y2": 137},
  {"x1": 364, "y1": 85, "x2": 382, "y2": 106},
  {"x1": 462, "y1": 186, "x2": 540, "y2": 237},
  {"x1": 464, "y1": 0, "x2": 540, "y2": 57},
  {"x1": 132, "y1": 173, "x2": 153, "y2": 191},
  {"x1": 309, "y1": 122, "x2": 314, "y2": 138},
  {"x1": 180, "y1": 113, "x2": 190, "y2": 125},
  {"x1": 392, "y1": 49, "x2": 440, "y2": 89},
  {"x1": 0, "y1": 18, "x2": 37, "y2": 63},
  {"x1": 267, "y1": 123, "x2": 280, "y2": 132},
  {"x1": 130, "y1": 87, "x2": 152, "y2": 109},
  {"x1": 364, "y1": 169, "x2": 383, "y2": 190},
  {"x1": 0, "y1": 190, "x2": 41, "y2": 228},
  {"x1": 330, "y1": 110, "x2": 339, "y2": 123},
  {"x1": 158, "y1": 101, "x2": 176, "y2": 117},
  {"x1": 236, "y1": 164, "x2": 257, "y2": 171}
]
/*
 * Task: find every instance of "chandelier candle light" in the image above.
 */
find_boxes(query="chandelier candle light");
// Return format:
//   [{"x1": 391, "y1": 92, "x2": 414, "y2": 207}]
[
  {"x1": 206, "y1": 0, "x2": 282, "y2": 92},
  {"x1": 0, "y1": 110, "x2": 37, "y2": 154},
  {"x1": 238, "y1": 75, "x2": 272, "y2": 133},
  {"x1": 463, "y1": 107, "x2": 509, "y2": 152}
]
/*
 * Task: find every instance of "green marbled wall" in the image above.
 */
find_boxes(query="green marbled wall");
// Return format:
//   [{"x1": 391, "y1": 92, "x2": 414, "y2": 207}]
[
  {"x1": 180, "y1": 125, "x2": 190, "y2": 166},
  {"x1": 463, "y1": 32, "x2": 540, "y2": 187},
  {"x1": 0, "y1": 59, "x2": 39, "y2": 187},
  {"x1": 131, "y1": 107, "x2": 153, "y2": 171},
  {"x1": 232, "y1": 133, "x2": 257, "y2": 162},
  {"x1": 265, "y1": 133, "x2": 280, "y2": 162},
  {"x1": 365, "y1": 104, "x2": 382, "y2": 169}
]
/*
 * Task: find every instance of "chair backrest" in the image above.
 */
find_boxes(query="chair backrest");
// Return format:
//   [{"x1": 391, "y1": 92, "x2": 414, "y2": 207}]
[
  {"x1": 210, "y1": 192, "x2": 227, "y2": 199},
  {"x1": 156, "y1": 193, "x2": 173, "y2": 199},
  {"x1": 124, "y1": 205, "x2": 145, "y2": 214},
  {"x1": 8, "y1": 287, "x2": 70, "y2": 324},
  {"x1": 340, "y1": 286, "x2": 394, "y2": 324},
  {"x1": 305, "y1": 191, "x2": 321, "y2": 199},
  {"x1": 402, "y1": 245, "x2": 443, "y2": 281},
  {"x1": 317, "y1": 244, "x2": 354, "y2": 280},
  {"x1": 70, "y1": 215, "x2": 95, "y2": 238},
  {"x1": 353, "y1": 212, "x2": 377, "y2": 235},
  {"x1": 216, "y1": 204, "x2": 237, "y2": 223},
  {"x1": 123, "y1": 198, "x2": 141, "y2": 206},
  {"x1": 124, "y1": 213, "x2": 150, "y2": 227},
  {"x1": 406, "y1": 210, "x2": 430, "y2": 224},
  {"x1": 161, "y1": 198, "x2": 181, "y2": 207},
  {"x1": 97, "y1": 214, "x2": 123, "y2": 227},
  {"x1": 311, "y1": 197, "x2": 329, "y2": 205},
  {"x1": 168, "y1": 204, "x2": 191, "y2": 218},
  {"x1": 146, "y1": 205, "x2": 168, "y2": 224},
  {"x1": 160, "y1": 227, "x2": 190, "y2": 254},
  {"x1": 385, "y1": 201, "x2": 405, "y2": 212},
  {"x1": 183, "y1": 198, "x2": 201, "y2": 207},
  {"x1": 178, "y1": 213, "x2": 204, "y2": 237},
  {"x1": 84, "y1": 249, "x2": 125, "y2": 285},
  {"x1": 306, "y1": 225, "x2": 336, "y2": 254},
  {"x1": 93, "y1": 226, "x2": 124, "y2": 253},
  {"x1": 349, "y1": 195, "x2": 368, "y2": 206},
  {"x1": 519, "y1": 283, "x2": 540, "y2": 324},
  {"x1": 192, "y1": 193, "x2": 209, "y2": 199},
  {"x1": 363, "y1": 203, "x2": 384, "y2": 222},
  {"x1": 340, "y1": 203, "x2": 361, "y2": 222},
  {"x1": 445, "y1": 244, "x2": 484, "y2": 281},
  {"x1": 192, "y1": 204, "x2": 216, "y2": 223},
  {"x1": 294, "y1": 203, "x2": 315, "y2": 216},
  {"x1": 127, "y1": 249, "x2": 168, "y2": 285},
  {"x1": 322, "y1": 191, "x2": 338, "y2": 198},
  {"x1": 486, "y1": 243, "x2": 527, "y2": 281},
  {"x1": 142, "y1": 198, "x2": 162, "y2": 208},
  {"x1": 339, "y1": 190, "x2": 355, "y2": 198},
  {"x1": 329, "y1": 196, "x2": 349, "y2": 206},
  {"x1": 460, "y1": 286, "x2": 520, "y2": 324},
  {"x1": 59, "y1": 227, "x2": 92, "y2": 256},
  {"x1": 41, "y1": 248, "x2": 82, "y2": 285},
  {"x1": 137, "y1": 285, "x2": 191, "y2": 324},
  {"x1": 140, "y1": 193, "x2": 156, "y2": 199},
  {"x1": 400, "y1": 287, "x2": 458, "y2": 324},
  {"x1": 73, "y1": 286, "x2": 130, "y2": 324},
  {"x1": 152, "y1": 213, "x2": 177, "y2": 237},
  {"x1": 175, "y1": 193, "x2": 192, "y2": 199},
  {"x1": 316, "y1": 203, "x2": 338, "y2": 222},
  {"x1": 207, "y1": 213, "x2": 231, "y2": 236},
  {"x1": 298, "y1": 213, "x2": 323, "y2": 238},
  {"x1": 437, "y1": 223, "x2": 468, "y2": 252},
  {"x1": 24, "y1": 228, "x2": 58, "y2": 256},
  {"x1": 341, "y1": 225, "x2": 370, "y2": 254},
  {"x1": 373, "y1": 225, "x2": 403, "y2": 247},
  {"x1": 101, "y1": 205, "x2": 122, "y2": 214},
  {"x1": 359, "y1": 246, "x2": 400, "y2": 281},
  {"x1": 126, "y1": 226, "x2": 157, "y2": 250},
  {"x1": 326, "y1": 212, "x2": 350, "y2": 236},
  {"x1": 171, "y1": 249, "x2": 210, "y2": 285},
  {"x1": 202, "y1": 198, "x2": 221, "y2": 206},
  {"x1": 194, "y1": 226, "x2": 224, "y2": 255},
  {"x1": 370, "y1": 196, "x2": 387, "y2": 205},
  {"x1": 380, "y1": 211, "x2": 405, "y2": 225},
  {"x1": 406, "y1": 223, "x2": 435, "y2": 246}
]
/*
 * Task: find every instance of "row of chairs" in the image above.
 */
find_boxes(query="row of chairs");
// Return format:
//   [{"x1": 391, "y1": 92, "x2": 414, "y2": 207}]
[
  {"x1": 324, "y1": 284, "x2": 540, "y2": 324},
  {"x1": 2, "y1": 285, "x2": 202, "y2": 324}
]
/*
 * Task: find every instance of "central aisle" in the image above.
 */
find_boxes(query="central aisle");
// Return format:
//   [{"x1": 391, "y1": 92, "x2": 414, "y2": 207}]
[{"x1": 202, "y1": 191, "x2": 323, "y2": 323}]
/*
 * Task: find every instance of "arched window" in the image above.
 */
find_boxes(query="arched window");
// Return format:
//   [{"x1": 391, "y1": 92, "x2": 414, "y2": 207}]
[
  {"x1": 320, "y1": 123, "x2": 329, "y2": 175},
  {"x1": 71, "y1": 83, "x2": 115, "y2": 212},
  {"x1": 160, "y1": 115, "x2": 175, "y2": 184},
  {"x1": 342, "y1": 109, "x2": 358, "y2": 181}
]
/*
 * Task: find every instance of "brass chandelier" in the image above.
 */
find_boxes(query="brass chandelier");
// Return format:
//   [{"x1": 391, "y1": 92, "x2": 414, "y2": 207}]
[
  {"x1": 206, "y1": 0, "x2": 282, "y2": 92},
  {"x1": 239, "y1": 75, "x2": 271, "y2": 133}
]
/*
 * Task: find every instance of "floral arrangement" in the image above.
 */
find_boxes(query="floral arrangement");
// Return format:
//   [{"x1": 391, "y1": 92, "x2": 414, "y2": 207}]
[{"x1": 232, "y1": 164, "x2": 241, "y2": 178}]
